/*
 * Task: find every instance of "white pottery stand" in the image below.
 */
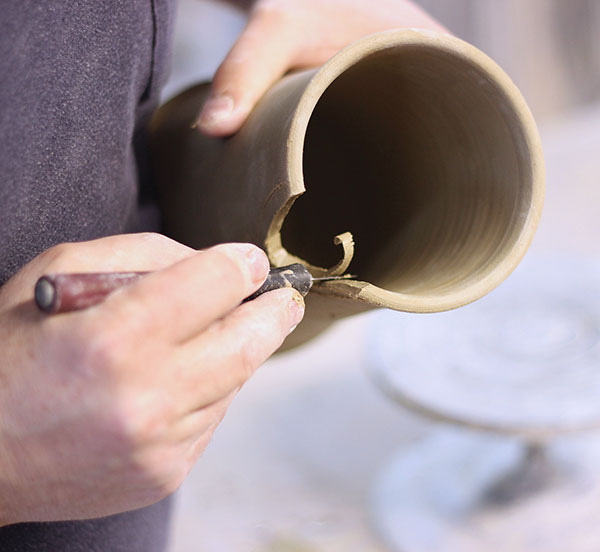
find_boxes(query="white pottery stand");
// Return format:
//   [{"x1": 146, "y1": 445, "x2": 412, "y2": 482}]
[{"x1": 368, "y1": 255, "x2": 600, "y2": 552}]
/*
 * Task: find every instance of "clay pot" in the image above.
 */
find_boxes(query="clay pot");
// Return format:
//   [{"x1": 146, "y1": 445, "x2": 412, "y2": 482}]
[{"x1": 150, "y1": 30, "x2": 544, "y2": 348}]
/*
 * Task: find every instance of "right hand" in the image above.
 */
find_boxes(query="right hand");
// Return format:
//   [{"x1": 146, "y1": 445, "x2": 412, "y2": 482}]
[{"x1": 0, "y1": 233, "x2": 304, "y2": 525}]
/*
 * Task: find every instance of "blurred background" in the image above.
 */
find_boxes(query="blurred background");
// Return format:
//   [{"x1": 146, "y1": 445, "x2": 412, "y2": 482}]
[{"x1": 164, "y1": 1, "x2": 600, "y2": 551}]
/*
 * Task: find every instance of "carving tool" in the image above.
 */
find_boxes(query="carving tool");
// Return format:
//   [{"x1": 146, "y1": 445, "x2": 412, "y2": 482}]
[{"x1": 34, "y1": 263, "x2": 354, "y2": 314}]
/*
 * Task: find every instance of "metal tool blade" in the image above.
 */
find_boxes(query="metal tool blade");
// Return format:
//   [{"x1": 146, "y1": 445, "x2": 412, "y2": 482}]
[{"x1": 312, "y1": 274, "x2": 356, "y2": 282}]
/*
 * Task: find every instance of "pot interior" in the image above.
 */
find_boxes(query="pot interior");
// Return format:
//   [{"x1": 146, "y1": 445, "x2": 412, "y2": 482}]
[{"x1": 280, "y1": 44, "x2": 534, "y2": 296}]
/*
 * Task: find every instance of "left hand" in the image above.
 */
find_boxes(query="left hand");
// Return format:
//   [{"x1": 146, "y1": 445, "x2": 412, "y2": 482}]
[{"x1": 195, "y1": 0, "x2": 448, "y2": 136}]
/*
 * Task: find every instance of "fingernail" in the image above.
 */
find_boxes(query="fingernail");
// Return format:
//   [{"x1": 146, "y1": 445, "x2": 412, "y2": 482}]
[
  {"x1": 222, "y1": 244, "x2": 269, "y2": 284},
  {"x1": 246, "y1": 247, "x2": 270, "y2": 285},
  {"x1": 288, "y1": 290, "x2": 305, "y2": 331},
  {"x1": 195, "y1": 94, "x2": 235, "y2": 129}
]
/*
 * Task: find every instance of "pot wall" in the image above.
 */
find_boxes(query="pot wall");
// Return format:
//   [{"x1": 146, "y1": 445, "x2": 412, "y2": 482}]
[{"x1": 151, "y1": 30, "x2": 545, "y2": 348}]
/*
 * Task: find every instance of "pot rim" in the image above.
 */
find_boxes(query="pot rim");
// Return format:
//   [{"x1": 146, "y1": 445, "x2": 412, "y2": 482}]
[{"x1": 284, "y1": 28, "x2": 545, "y2": 313}]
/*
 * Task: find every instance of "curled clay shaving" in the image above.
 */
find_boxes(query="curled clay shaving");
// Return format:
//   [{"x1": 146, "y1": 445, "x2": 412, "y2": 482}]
[
  {"x1": 326, "y1": 232, "x2": 355, "y2": 276},
  {"x1": 306, "y1": 231, "x2": 355, "y2": 278}
]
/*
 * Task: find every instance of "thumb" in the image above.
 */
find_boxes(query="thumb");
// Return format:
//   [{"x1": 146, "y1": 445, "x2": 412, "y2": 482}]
[{"x1": 194, "y1": 7, "x2": 300, "y2": 136}]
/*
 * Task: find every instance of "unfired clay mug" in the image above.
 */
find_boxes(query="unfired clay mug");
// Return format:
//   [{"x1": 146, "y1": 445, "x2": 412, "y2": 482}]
[{"x1": 150, "y1": 30, "x2": 545, "y2": 348}]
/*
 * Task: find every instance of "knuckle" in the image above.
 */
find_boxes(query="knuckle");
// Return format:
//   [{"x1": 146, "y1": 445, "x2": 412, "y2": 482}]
[
  {"x1": 99, "y1": 394, "x2": 176, "y2": 471},
  {"x1": 81, "y1": 326, "x2": 126, "y2": 373},
  {"x1": 253, "y1": 0, "x2": 288, "y2": 18},
  {"x1": 251, "y1": 0, "x2": 299, "y2": 34},
  {"x1": 47, "y1": 241, "x2": 74, "y2": 258},
  {"x1": 132, "y1": 447, "x2": 188, "y2": 499},
  {"x1": 65, "y1": 322, "x2": 136, "y2": 387},
  {"x1": 40, "y1": 242, "x2": 76, "y2": 270},
  {"x1": 137, "y1": 232, "x2": 173, "y2": 248},
  {"x1": 136, "y1": 232, "x2": 194, "y2": 264},
  {"x1": 48, "y1": 322, "x2": 123, "y2": 381},
  {"x1": 121, "y1": 396, "x2": 174, "y2": 448}
]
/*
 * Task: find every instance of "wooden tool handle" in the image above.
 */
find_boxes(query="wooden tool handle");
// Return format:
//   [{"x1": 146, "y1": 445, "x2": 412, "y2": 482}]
[
  {"x1": 35, "y1": 272, "x2": 147, "y2": 314},
  {"x1": 35, "y1": 264, "x2": 316, "y2": 315}
]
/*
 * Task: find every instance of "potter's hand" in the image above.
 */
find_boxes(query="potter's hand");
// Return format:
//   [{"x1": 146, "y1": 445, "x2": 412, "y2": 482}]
[
  {"x1": 0, "y1": 234, "x2": 303, "y2": 525},
  {"x1": 196, "y1": 0, "x2": 448, "y2": 136}
]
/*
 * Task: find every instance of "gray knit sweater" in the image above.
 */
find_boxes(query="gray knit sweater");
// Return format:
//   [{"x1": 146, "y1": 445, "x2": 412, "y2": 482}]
[{"x1": 0, "y1": 1, "x2": 175, "y2": 549}]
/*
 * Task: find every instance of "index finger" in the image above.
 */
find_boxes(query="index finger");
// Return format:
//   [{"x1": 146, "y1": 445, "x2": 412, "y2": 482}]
[{"x1": 96, "y1": 243, "x2": 270, "y2": 344}]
